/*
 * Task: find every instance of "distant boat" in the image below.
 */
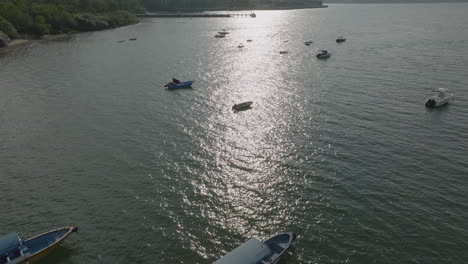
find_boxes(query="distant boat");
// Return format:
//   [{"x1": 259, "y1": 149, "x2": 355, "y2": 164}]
[
  {"x1": 117, "y1": 40, "x2": 125, "y2": 43},
  {"x1": 250, "y1": 13, "x2": 256, "y2": 18},
  {"x1": 214, "y1": 232, "x2": 296, "y2": 264},
  {"x1": 279, "y1": 50, "x2": 288, "y2": 54},
  {"x1": 425, "y1": 88, "x2": 454, "y2": 107},
  {"x1": 336, "y1": 36, "x2": 346, "y2": 43},
  {"x1": 238, "y1": 43, "x2": 245, "y2": 48},
  {"x1": 247, "y1": 39, "x2": 253, "y2": 42},
  {"x1": 0, "y1": 226, "x2": 78, "y2": 264},
  {"x1": 218, "y1": 30, "x2": 230, "y2": 35},
  {"x1": 215, "y1": 34, "x2": 226, "y2": 38},
  {"x1": 305, "y1": 40, "x2": 313, "y2": 46},
  {"x1": 316, "y1": 50, "x2": 331, "y2": 59},
  {"x1": 165, "y1": 81, "x2": 194, "y2": 90},
  {"x1": 232, "y1": 101, "x2": 253, "y2": 112},
  {"x1": 129, "y1": 37, "x2": 137, "y2": 41}
]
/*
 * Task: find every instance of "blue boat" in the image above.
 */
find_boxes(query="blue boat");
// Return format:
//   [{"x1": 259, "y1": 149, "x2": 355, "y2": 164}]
[
  {"x1": 0, "y1": 226, "x2": 78, "y2": 264},
  {"x1": 164, "y1": 81, "x2": 194, "y2": 90},
  {"x1": 214, "y1": 232, "x2": 296, "y2": 264}
]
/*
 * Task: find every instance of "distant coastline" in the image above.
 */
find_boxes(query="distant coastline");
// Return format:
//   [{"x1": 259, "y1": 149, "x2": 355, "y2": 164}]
[{"x1": 143, "y1": 0, "x2": 325, "y2": 12}]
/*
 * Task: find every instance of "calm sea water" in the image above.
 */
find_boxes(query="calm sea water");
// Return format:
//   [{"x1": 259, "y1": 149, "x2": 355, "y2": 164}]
[{"x1": 1, "y1": 3, "x2": 468, "y2": 264}]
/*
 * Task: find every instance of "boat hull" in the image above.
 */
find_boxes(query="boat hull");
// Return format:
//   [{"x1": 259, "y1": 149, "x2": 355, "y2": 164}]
[
  {"x1": 0, "y1": 226, "x2": 77, "y2": 264},
  {"x1": 166, "y1": 81, "x2": 194, "y2": 90},
  {"x1": 23, "y1": 226, "x2": 77, "y2": 263},
  {"x1": 317, "y1": 54, "x2": 331, "y2": 59},
  {"x1": 213, "y1": 231, "x2": 296, "y2": 264},
  {"x1": 232, "y1": 101, "x2": 253, "y2": 112},
  {"x1": 425, "y1": 94, "x2": 454, "y2": 107}
]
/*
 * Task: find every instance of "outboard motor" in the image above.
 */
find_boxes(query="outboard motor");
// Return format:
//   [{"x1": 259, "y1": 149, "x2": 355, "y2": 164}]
[{"x1": 425, "y1": 99, "x2": 435, "y2": 107}]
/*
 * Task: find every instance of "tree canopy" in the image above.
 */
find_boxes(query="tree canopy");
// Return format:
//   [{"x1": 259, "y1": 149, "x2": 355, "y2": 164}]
[{"x1": 0, "y1": 0, "x2": 142, "y2": 37}]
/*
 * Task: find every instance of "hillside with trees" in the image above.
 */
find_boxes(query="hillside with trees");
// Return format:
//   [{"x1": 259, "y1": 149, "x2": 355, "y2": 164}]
[{"x1": 0, "y1": 0, "x2": 143, "y2": 47}]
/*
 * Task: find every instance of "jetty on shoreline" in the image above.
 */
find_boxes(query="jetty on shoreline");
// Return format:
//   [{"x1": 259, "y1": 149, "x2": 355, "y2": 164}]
[{"x1": 136, "y1": 13, "x2": 231, "y2": 18}]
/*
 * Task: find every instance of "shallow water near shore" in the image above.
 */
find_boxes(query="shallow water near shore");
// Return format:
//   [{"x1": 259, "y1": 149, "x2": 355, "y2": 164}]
[{"x1": 1, "y1": 3, "x2": 468, "y2": 264}]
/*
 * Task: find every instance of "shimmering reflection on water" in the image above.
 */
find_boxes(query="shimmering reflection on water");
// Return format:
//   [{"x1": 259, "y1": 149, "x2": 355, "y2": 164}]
[{"x1": 1, "y1": 3, "x2": 468, "y2": 264}]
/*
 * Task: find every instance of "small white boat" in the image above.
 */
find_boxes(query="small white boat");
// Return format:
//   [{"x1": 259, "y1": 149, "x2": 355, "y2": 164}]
[
  {"x1": 304, "y1": 40, "x2": 313, "y2": 46},
  {"x1": 238, "y1": 43, "x2": 245, "y2": 48},
  {"x1": 425, "y1": 88, "x2": 454, "y2": 107},
  {"x1": 214, "y1": 232, "x2": 296, "y2": 264},
  {"x1": 219, "y1": 30, "x2": 230, "y2": 35}
]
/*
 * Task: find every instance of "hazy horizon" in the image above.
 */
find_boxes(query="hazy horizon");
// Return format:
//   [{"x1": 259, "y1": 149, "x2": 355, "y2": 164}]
[{"x1": 324, "y1": 0, "x2": 468, "y2": 3}]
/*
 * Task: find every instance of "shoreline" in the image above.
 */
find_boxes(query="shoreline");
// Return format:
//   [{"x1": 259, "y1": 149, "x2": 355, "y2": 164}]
[
  {"x1": 0, "y1": 21, "x2": 139, "y2": 54},
  {"x1": 0, "y1": 34, "x2": 71, "y2": 53}
]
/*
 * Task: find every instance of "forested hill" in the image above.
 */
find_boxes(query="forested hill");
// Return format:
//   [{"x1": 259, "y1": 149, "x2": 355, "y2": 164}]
[{"x1": 0, "y1": 0, "x2": 143, "y2": 44}]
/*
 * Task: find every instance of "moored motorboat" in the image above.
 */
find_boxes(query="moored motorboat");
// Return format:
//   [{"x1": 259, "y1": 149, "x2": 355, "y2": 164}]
[
  {"x1": 215, "y1": 34, "x2": 226, "y2": 38},
  {"x1": 238, "y1": 43, "x2": 245, "y2": 48},
  {"x1": 247, "y1": 39, "x2": 253, "y2": 42},
  {"x1": 0, "y1": 226, "x2": 78, "y2": 264},
  {"x1": 316, "y1": 50, "x2": 331, "y2": 59},
  {"x1": 425, "y1": 88, "x2": 454, "y2": 107},
  {"x1": 336, "y1": 36, "x2": 346, "y2": 43},
  {"x1": 232, "y1": 101, "x2": 253, "y2": 112},
  {"x1": 129, "y1": 37, "x2": 137, "y2": 41},
  {"x1": 213, "y1": 231, "x2": 296, "y2": 264},
  {"x1": 305, "y1": 40, "x2": 313, "y2": 46},
  {"x1": 218, "y1": 30, "x2": 230, "y2": 35},
  {"x1": 165, "y1": 81, "x2": 194, "y2": 90},
  {"x1": 279, "y1": 50, "x2": 288, "y2": 54}
]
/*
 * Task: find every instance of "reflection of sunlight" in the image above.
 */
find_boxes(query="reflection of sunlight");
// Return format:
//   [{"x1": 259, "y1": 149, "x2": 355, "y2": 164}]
[
  {"x1": 190, "y1": 11, "x2": 305, "y2": 239},
  {"x1": 161, "y1": 10, "x2": 331, "y2": 260}
]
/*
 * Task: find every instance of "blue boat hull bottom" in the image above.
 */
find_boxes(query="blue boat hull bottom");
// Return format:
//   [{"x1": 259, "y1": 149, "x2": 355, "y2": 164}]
[
  {"x1": 214, "y1": 232, "x2": 296, "y2": 264},
  {"x1": 165, "y1": 81, "x2": 194, "y2": 90}
]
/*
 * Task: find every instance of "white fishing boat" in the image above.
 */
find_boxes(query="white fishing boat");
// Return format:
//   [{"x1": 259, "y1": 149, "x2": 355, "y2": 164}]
[
  {"x1": 214, "y1": 232, "x2": 296, "y2": 264},
  {"x1": 425, "y1": 88, "x2": 454, "y2": 107}
]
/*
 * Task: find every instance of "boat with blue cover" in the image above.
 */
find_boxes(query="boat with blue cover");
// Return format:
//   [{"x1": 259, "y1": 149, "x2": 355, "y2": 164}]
[
  {"x1": 0, "y1": 226, "x2": 77, "y2": 264},
  {"x1": 214, "y1": 232, "x2": 296, "y2": 264},
  {"x1": 164, "y1": 81, "x2": 194, "y2": 90}
]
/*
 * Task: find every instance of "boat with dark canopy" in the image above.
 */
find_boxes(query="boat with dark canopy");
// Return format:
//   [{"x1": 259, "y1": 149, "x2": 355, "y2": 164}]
[
  {"x1": 336, "y1": 36, "x2": 346, "y2": 43},
  {"x1": 214, "y1": 232, "x2": 296, "y2": 264},
  {"x1": 0, "y1": 226, "x2": 78, "y2": 264},
  {"x1": 232, "y1": 101, "x2": 253, "y2": 112}
]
